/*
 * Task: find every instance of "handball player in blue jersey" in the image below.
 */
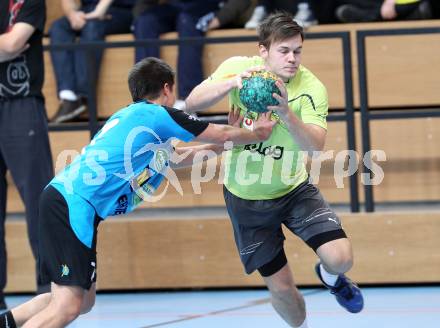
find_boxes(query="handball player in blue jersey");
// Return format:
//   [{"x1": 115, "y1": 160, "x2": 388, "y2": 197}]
[{"x1": 0, "y1": 57, "x2": 275, "y2": 328}]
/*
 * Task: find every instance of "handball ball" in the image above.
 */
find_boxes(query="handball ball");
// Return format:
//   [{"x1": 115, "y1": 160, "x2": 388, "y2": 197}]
[{"x1": 239, "y1": 71, "x2": 280, "y2": 113}]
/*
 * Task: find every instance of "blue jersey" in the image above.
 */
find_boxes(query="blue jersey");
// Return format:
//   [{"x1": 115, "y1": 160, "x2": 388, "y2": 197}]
[{"x1": 51, "y1": 101, "x2": 208, "y2": 220}]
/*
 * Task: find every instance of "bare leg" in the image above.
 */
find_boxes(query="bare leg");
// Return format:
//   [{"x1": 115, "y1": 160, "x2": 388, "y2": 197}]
[
  {"x1": 263, "y1": 264, "x2": 306, "y2": 327},
  {"x1": 21, "y1": 283, "x2": 87, "y2": 328},
  {"x1": 316, "y1": 238, "x2": 353, "y2": 274},
  {"x1": 10, "y1": 292, "x2": 51, "y2": 326},
  {"x1": 315, "y1": 237, "x2": 364, "y2": 313}
]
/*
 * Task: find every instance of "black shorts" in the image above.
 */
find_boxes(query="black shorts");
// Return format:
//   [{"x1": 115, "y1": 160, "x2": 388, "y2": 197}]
[
  {"x1": 223, "y1": 181, "x2": 347, "y2": 274},
  {"x1": 38, "y1": 185, "x2": 101, "y2": 290}
]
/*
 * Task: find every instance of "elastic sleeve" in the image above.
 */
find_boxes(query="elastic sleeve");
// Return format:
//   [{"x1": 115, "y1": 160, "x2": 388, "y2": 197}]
[{"x1": 161, "y1": 106, "x2": 209, "y2": 142}]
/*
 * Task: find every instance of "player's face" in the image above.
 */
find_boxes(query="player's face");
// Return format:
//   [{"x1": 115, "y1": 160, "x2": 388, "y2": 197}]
[{"x1": 260, "y1": 34, "x2": 303, "y2": 81}]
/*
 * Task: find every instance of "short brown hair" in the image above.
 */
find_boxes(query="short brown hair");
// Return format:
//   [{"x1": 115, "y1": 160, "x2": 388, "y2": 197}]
[
  {"x1": 128, "y1": 57, "x2": 175, "y2": 101},
  {"x1": 258, "y1": 11, "x2": 304, "y2": 50}
]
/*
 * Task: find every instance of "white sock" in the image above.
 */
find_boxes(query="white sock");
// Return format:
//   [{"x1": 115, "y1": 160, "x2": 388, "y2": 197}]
[
  {"x1": 59, "y1": 90, "x2": 78, "y2": 101},
  {"x1": 319, "y1": 263, "x2": 339, "y2": 286},
  {"x1": 296, "y1": 318, "x2": 309, "y2": 328}
]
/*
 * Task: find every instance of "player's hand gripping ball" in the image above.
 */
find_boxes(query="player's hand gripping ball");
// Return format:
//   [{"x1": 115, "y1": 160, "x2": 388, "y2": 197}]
[{"x1": 239, "y1": 70, "x2": 281, "y2": 113}]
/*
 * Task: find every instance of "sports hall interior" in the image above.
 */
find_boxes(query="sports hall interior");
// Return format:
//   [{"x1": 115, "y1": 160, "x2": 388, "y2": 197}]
[{"x1": 3, "y1": 2, "x2": 440, "y2": 327}]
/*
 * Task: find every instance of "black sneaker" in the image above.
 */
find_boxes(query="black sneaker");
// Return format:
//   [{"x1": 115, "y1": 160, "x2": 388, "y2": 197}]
[
  {"x1": 405, "y1": 0, "x2": 432, "y2": 20},
  {"x1": 335, "y1": 4, "x2": 380, "y2": 23},
  {"x1": 51, "y1": 99, "x2": 86, "y2": 123}
]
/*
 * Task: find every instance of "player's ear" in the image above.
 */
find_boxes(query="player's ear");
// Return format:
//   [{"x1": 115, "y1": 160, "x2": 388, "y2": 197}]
[
  {"x1": 163, "y1": 83, "x2": 173, "y2": 97},
  {"x1": 259, "y1": 44, "x2": 268, "y2": 59}
]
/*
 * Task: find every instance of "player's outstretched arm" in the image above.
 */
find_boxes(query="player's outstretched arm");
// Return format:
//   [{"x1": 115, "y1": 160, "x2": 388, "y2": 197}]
[
  {"x1": 185, "y1": 79, "x2": 235, "y2": 112},
  {"x1": 170, "y1": 106, "x2": 261, "y2": 169},
  {"x1": 194, "y1": 110, "x2": 275, "y2": 146},
  {"x1": 185, "y1": 66, "x2": 265, "y2": 112},
  {"x1": 170, "y1": 144, "x2": 224, "y2": 169}
]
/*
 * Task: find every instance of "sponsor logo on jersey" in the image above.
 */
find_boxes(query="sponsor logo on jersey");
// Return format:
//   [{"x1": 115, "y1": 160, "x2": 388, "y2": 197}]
[{"x1": 244, "y1": 143, "x2": 284, "y2": 160}]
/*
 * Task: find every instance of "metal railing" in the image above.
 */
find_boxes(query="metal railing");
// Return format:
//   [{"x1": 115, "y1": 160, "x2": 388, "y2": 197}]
[{"x1": 356, "y1": 27, "x2": 440, "y2": 212}]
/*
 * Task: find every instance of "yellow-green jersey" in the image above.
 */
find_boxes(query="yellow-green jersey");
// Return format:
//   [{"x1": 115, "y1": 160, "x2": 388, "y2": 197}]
[
  {"x1": 207, "y1": 56, "x2": 328, "y2": 200},
  {"x1": 396, "y1": 0, "x2": 420, "y2": 4}
]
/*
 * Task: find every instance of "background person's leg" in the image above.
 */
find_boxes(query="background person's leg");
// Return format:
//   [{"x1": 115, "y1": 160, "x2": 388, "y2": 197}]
[
  {"x1": 49, "y1": 17, "x2": 78, "y2": 95},
  {"x1": 176, "y1": 12, "x2": 205, "y2": 100},
  {"x1": 132, "y1": 4, "x2": 178, "y2": 63},
  {"x1": 176, "y1": 1, "x2": 221, "y2": 99},
  {"x1": 0, "y1": 98, "x2": 53, "y2": 294},
  {"x1": 0, "y1": 140, "x2": 7, "y2": 309},
  {"x1": 75, "y1": 19, "x2": 108, "y2": 97}
]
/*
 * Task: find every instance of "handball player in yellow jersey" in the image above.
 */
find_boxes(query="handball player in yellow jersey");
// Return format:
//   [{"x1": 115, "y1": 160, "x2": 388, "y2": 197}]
[{"x1": 186, "y1": 11, "x2": 364, "y2": 327}]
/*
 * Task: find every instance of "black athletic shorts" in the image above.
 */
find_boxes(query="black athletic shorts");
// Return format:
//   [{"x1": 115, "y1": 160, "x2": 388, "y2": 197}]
[
  {"x1": 223, "y1": 180, "x2": 347, "y2": 274},
  {"x1": 38, "y1": 185, "x2": 101, "y2": 290}
]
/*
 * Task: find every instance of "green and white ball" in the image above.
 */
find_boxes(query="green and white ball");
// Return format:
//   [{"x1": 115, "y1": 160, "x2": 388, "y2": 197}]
[{"x1": 239, "y1": 71, "x2": 280, "y2": 113}]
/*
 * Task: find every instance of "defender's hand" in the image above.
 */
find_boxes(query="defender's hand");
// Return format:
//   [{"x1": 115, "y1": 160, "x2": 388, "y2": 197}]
[
  {"x1": 253, "y1": 111, "x2": 276, "y2": 141},
  {"x1": 228, "y1": 105, "x2": 244, "y2": 127}
]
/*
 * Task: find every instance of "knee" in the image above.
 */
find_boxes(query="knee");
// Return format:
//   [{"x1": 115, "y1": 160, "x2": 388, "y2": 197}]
[
  {"x1": 80, "y1": 21, "x2": 106, "y2": 41},
  {"x1": 325, "y1": 250, "x2": 353, "y2": 273},
  {"x1": 55, "y1": 300, "x2": 83, "y2": 323},
  {"x1": 49, "y1": 18, "x2": 71, "y2": 41},
  {"x1": 80, "y1": 294, "x2": 96, "y2": 314}
]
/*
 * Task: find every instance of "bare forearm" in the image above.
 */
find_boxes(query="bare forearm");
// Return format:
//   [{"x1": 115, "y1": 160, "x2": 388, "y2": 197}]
[
  {"x1": 0, "y1": 35, "x2": 10, "y2": 52},
  {"x1": 94, "y1": 0, "x2": 113, "y2": 15},
  {"x1": 0, "y1": 23, "x2": 33, "y2": 60},
  {"x1": 223, "y1": 125, "x2": 264, "y2": 145},
  {"x1": 186, "y1": 79, "x2": 235, "y2": 112},
  {"x1": 0, "y1": 30, "x2": 23, "y2": 52},
  {"x1": 172, "y1": 144, "x2": 224, "y2": 168},
  {"x1": 62, "y1": 0, "x2": 80, "y2": 15},
  {"x1": 279, "y1": 111, "x2": 325, "y2": 155},
  {"x1": 0, "y1": 47, "x2": 14, "y2": 62}
]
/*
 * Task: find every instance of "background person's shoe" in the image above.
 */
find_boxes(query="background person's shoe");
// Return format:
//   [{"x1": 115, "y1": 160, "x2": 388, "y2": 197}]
[
  {"x1": 51, "y1": 99, "x2": 86, "y2": 123},
  {"x1": 294, "y1": 2, "x2": 318, "y2": 28},
  {"x1": 405, "y1": 0, "x2": 432, "y2": 19},
  {"x1": 336, "y1": 4, "x2": 379, "y2": 23},
  {"x1": 315, "y1": 262, "x2": 364, "y2": 313},
  {"x1": 245, "y1": 6, "x2": 267, "y2": 29}
]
